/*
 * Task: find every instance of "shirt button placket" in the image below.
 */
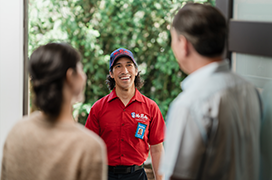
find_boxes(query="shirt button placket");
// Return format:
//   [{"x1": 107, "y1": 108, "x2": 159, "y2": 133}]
[{"x1": 120, "y1": 108, "x2": 126, "y2": 162}]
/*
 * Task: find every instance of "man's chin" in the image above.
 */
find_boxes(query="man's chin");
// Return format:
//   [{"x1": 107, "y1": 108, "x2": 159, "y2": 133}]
[{"x1": 117, "y1": 85, "x2": 135, "y2": 91}]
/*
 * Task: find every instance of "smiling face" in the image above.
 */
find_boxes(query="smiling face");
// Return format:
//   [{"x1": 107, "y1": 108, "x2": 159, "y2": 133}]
[{"x1": 110, "y1": 57, "x2": 138, "y2": 91}]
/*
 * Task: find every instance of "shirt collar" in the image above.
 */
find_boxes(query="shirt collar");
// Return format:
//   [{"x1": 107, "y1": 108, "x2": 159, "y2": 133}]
[
  {"x1": 181, "y1": 60, "x2": 229, "y2": 91},
  {"x1": 107, "y1": 88, "x2": 145, "y2": 103},
  {"x1": 107, "y1": 88, "x2": 118, "y2": 102}
]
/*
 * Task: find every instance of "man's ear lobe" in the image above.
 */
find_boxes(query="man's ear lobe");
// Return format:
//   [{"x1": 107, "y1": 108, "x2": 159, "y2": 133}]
[
  {"x1": 109, "y1": 71, "x2": 114, "y2": 79},
  {"x1": 179, "y1": 35, "x2": 189, "y2": 57}
]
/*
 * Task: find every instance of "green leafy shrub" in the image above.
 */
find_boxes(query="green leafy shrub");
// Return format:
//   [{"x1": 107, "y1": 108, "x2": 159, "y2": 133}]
[{"x1": 29, "y1": 0, "x2": 215, "y2": 124}]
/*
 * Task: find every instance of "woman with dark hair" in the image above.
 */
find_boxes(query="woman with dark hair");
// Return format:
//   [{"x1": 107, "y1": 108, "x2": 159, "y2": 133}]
[{"x1": 1, "y1": 43, "x2": 107, "y2": 180}]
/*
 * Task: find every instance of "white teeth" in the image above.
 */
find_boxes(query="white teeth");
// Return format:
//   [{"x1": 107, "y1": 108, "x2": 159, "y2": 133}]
[{"x1": 121, "y1": 77, "x2": 129, "y2": 80}]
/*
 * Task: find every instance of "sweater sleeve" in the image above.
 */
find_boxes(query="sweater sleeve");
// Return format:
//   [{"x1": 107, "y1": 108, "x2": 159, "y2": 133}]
[{"x1": 79, "y1": 136, "x2": 107, "y2": 180}]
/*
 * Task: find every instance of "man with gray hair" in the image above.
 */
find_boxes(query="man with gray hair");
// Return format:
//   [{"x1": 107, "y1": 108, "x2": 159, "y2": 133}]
[{"x1": 160, "y1": 3, "x2": 261, "y2": 180}]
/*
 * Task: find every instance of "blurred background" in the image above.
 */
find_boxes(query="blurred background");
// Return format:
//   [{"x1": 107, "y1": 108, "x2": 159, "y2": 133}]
[{"x1": 28, "y1": 0, "x2": 215, "y2": 124}]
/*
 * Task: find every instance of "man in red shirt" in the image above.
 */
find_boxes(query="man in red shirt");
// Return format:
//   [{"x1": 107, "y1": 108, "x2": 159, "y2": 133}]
[{"x1": 85, "y1": 48, "x2": 165, "y2": 180}]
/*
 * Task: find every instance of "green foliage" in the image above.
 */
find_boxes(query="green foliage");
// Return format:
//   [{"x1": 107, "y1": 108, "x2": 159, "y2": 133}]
[{"x1": 29, "y1": 0, "x2": 214, "y2": 124}]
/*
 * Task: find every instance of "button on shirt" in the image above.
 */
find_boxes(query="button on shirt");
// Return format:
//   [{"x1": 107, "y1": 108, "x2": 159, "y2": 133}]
[
  {"x1": 160, "y1": 60, "x2": 261, "y2": 180},
  {"x1": 85, "y1": 88, "x2": 165, "y2": 166}
]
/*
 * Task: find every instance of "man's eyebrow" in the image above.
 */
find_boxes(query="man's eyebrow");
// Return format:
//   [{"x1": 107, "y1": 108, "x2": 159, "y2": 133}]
[{"x1": 114, "y1": 60, "x2": 133, "y2": 66}]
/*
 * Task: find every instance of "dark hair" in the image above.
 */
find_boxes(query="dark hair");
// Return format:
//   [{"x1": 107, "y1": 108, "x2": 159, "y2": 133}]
[
  {"x1": 172, "y1": 3, "x2": 228, "y2": 57},
  {"x1": 28, "y1": 43, "x2": 81, "y2": 119},
  {"x1": 106, "y1": 72, "x2": 144, "y2": 90}
]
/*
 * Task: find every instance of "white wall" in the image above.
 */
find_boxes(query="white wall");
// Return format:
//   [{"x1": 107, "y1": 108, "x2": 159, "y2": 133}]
[{"x1": 0, "y1": 0, "x2": 24, "y2": 171}]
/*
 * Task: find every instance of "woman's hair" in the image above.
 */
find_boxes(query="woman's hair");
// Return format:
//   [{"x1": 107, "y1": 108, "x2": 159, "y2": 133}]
[
  {"x1": 28, "y1": 43, "x2": 81, "y2": 119},
  {"x1": 106, "y1": 72, "x2": 144, "y2": 90}
]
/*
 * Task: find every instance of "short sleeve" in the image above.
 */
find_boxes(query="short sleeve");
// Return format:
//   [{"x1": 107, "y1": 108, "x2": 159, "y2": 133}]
[
  {"x1": 148, "y1": 101, "x2": 166, "y2": 145},
  {"x1": 85, "y1": 104, "x2": 100, "y2": 135},
  {"x1": 160, "y1": 103, "x2": 205, "y2": 180}
]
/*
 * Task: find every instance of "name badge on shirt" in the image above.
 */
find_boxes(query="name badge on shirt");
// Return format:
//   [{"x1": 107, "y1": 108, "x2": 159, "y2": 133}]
[{"x1": 135, "y1": 122, "x2": 147, "y2": 139}]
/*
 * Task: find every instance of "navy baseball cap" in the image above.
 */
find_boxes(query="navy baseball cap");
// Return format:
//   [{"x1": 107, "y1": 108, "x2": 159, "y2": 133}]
[{"x1": 109, "y1": 48, "x2": 138, "y2": 71}]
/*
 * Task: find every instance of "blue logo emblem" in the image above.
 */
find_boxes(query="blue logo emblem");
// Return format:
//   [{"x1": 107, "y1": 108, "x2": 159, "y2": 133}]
[{"x1": 131, "y1": 112, "x2": 135, "y2": 118}]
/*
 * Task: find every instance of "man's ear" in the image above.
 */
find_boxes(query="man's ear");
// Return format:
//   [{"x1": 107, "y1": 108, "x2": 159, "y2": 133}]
[
  {"x1": 109, "y1": 71, "x2": 114, "y2": 79},
  {"x1": 179, "y1": 35, "x2": 190, "y2": 57}
]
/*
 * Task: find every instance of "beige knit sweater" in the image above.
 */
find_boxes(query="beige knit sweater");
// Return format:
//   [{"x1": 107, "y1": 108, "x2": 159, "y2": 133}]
[{"x1": 1, "y1": 111, "x2": 107, "y2": 180}]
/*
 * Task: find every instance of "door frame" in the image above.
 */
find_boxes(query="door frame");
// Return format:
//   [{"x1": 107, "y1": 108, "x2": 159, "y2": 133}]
[
  {"x1": 216, "y1": 0, "x2": 272, "y2": 58},
  {"x1": 23, "y1": 0, "x2": 28, "y2": 115}
]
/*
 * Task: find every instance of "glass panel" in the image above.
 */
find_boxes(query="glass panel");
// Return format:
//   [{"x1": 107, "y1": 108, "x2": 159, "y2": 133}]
[
  {"x1": 233, "y1": 0, "x2": 272, "y2": 22},
  {"x1": 232, "y1": 53, "x2": 272, "y2": 89}
]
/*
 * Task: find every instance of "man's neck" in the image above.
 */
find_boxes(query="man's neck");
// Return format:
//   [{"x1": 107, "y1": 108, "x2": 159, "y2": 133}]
[
  {"x1": 188, "y1": 54, "x2": 223, "y2": 74},
  {"x1": 115, "y1": 86, "x2": 136, "y2": 107}
]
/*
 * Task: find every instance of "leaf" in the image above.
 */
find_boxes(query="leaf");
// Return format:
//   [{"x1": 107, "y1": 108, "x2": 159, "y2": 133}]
[{"x1": 29, "y1": 0, "x2": 212, "y2": 124}]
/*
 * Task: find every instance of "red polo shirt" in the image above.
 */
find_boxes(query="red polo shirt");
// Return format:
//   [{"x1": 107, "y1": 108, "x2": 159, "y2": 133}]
[{"x1": 85, "y1": 88, "x2": 165, "y2": 166}]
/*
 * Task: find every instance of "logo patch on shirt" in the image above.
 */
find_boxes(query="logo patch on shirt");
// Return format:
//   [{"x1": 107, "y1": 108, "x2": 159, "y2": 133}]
[
  {"x1": 131, "y1": 112, "x2": 136, "y2": 118},
  {"x1": 134, "y1": 113, "x2": 148, "y2": 120}
]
